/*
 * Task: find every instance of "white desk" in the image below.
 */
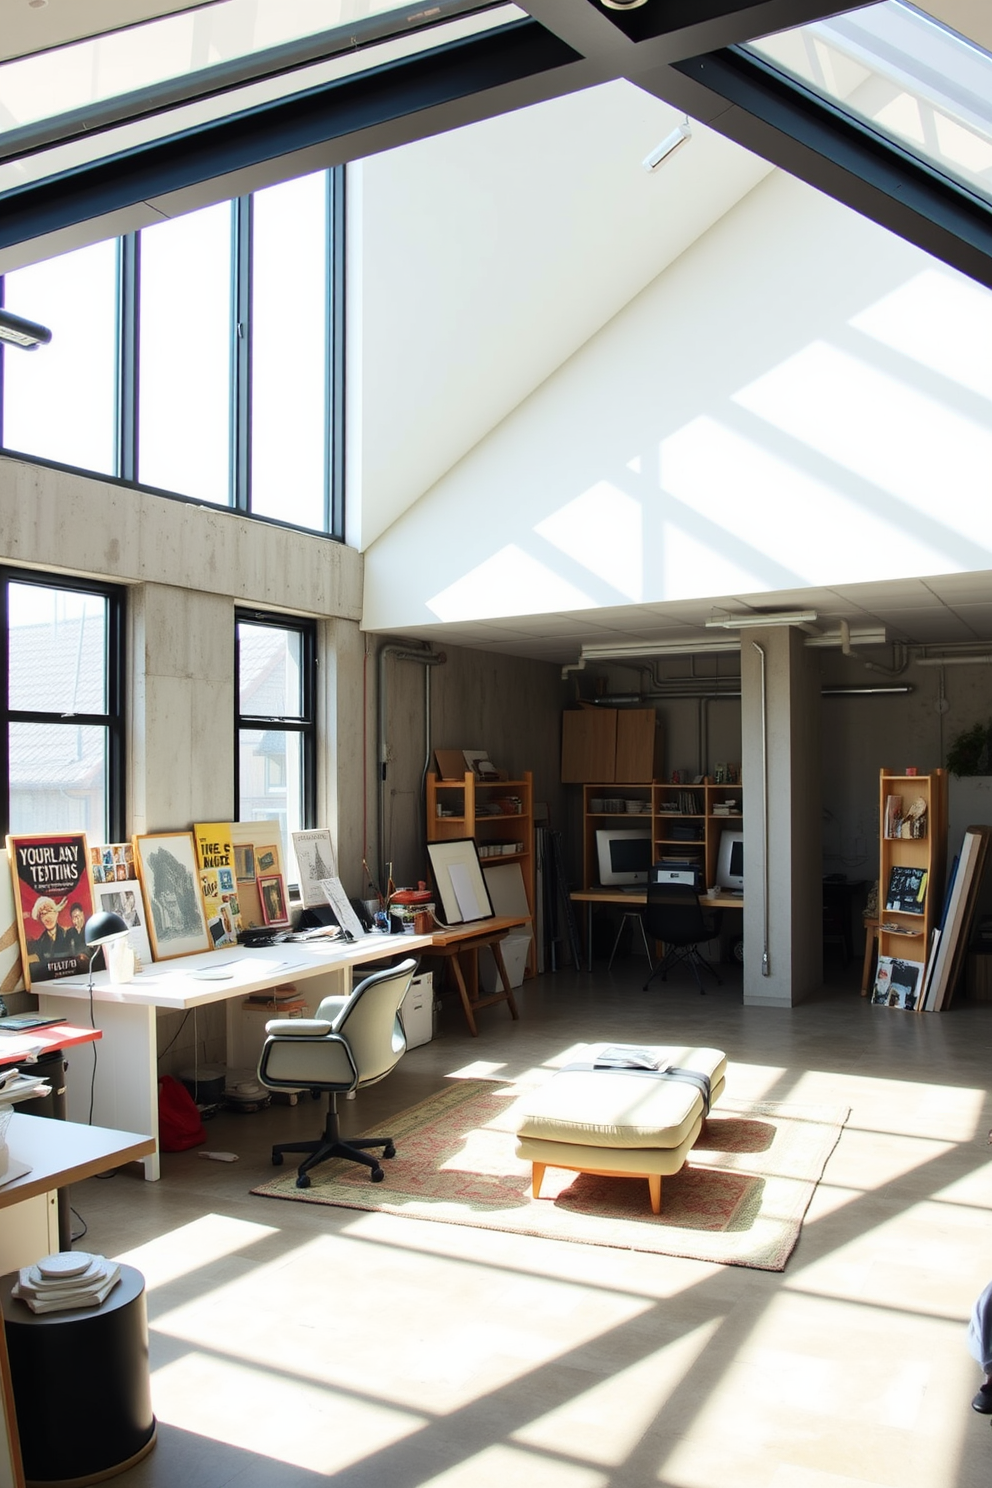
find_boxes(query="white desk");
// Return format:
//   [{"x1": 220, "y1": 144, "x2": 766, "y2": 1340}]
[{"x1": 36, "y1": 933, "x2": 433, "y2": 1181}]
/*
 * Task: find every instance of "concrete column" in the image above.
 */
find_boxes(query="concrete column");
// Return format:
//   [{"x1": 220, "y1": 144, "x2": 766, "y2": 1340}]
[
  {"x1": 740, "y1": 627, "x2": 822, "y2": 1006},
  {"x1": 319, "y1": 618, "x2": 369, "y2": 898},
  {"x1": 129, "y1": 583, "x2": 235, "y2": 833}
]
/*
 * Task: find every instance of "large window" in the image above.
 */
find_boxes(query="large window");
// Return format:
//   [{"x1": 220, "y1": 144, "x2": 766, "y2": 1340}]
[
  {"x1": 1, "y1": 571, "x2": 124, "y2": 840},
  {"x1": 0, "y1": 167, "x2": 344, "y2": 537},
  {"x1": 235, "y1": 613, "x2": 316, "y2": 888}
]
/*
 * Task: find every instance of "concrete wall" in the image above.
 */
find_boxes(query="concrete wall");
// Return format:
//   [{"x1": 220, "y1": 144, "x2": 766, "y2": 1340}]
[{"x1": 363, "y1": 168, "x2": 992, "y2": 633}]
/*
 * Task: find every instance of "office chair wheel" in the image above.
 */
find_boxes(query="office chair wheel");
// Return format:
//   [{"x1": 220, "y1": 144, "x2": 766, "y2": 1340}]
[
  {"x1": 382, "y1": 1143, "x2": 396, "y2": 1159},
  {"x1": 370, "y1": 1166, "x2": 385, "y2": 1182},
  {"x1": 296, "y1": 1173, "x2": 311, "y2": 1189},
  {"x1": 272, "y1": 1151, "x2": 283, "y2": 1166}
]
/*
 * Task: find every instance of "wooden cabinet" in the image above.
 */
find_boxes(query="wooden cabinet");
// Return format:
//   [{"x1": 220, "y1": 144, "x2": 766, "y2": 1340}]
[
  {"x1": 561, "y1": 708, "x2": 661, "y2": 783},
  {"x1": 580, "y1": 782, "x2": 743, "y2": 889},
  {"x1": 875, "y1": 767, "x2": 946, "y2": 1006},
  {"x1": 426, "y1": 772, "x2": 535, "y2": 976}
]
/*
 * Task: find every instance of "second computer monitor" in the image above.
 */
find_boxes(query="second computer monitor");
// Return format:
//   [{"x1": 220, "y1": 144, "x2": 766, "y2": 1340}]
[{"x1": 716, "y1": 829, "x2": 744, "y2": 891}]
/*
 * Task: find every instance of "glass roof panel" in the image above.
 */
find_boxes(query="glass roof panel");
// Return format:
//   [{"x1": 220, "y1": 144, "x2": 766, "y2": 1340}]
[
  {"x1": 0, "y1": 0, "x2": 437, "y2": 132},
  {"x1": 744, "y1": 1, "x2": 992, "y2": 208},
  {"x1": 0, "y1": 5, "x2": 520, "y2": 202}
]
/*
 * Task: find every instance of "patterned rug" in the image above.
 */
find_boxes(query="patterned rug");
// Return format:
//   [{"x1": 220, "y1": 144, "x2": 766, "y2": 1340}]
[{"x1": 251, "y1": 1079, "x2": 848, "y2": 1270}]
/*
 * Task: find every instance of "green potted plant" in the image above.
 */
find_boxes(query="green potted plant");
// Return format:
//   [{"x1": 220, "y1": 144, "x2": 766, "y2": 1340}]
[{"x1": 946, "y1": 721, "x2": 992, "y2": 777}]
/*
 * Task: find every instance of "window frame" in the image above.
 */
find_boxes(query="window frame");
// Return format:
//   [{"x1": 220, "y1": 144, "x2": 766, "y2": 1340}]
[
  {"x1": 0, "y1": 567, "x2": 126, "y2": 841},
  {"x1": 234, "y1": 608, "x2": 317, "y2": 851},
  {"x1": 0, "y1": 166, "x2": 345, "y2": 540}
]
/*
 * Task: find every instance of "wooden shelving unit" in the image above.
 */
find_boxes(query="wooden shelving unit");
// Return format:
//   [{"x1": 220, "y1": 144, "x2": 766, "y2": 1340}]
[
  {"x1": 875, "y1": 767, "x2": 947, "y2": 1007},
  {"x1": 580, "y1": 781, "x2": 743, "y2": 889},
  {"x1": 426, "y1": 771, "x2": 535, "y2": 975}
]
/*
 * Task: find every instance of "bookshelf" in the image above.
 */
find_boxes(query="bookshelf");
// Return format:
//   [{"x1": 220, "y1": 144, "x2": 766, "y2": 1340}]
[
  {"x1": 580, "y1": 782, "x2": 744, "y2": 890},
  {"x1": 426, "y1": 771, "x2": 535, "y2": 976},
  {"x1": 875, "y1": 767, "x2": 947, "y2": 1009}
]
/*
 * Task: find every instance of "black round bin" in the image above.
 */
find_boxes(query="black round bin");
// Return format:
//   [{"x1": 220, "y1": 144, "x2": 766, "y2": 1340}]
[{"x1": 1, "y1": 1263, "x2": 156, "y2": 1486}]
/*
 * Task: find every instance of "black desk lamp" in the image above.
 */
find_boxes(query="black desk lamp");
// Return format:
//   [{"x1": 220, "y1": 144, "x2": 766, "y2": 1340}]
[{"x1": 84, "y1": 912, "x2": 130, "y2": 990}]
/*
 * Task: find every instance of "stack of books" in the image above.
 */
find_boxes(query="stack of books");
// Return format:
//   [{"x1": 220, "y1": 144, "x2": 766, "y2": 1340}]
[
  {"x1": 12, "y1": 1251, "x2": 121, "y2": 1313},
  {"x1": 712, "y1": 800, "x2": 739, "y2": 816}
]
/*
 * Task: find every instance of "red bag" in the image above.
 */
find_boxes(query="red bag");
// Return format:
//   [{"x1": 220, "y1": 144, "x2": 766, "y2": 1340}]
[{"x1": 158, "y1": 1074, "x2": 207, "y2": 1151}]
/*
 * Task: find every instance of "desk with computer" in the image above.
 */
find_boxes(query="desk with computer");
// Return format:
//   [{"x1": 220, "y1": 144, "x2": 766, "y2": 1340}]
[{"x1": 571, "y1": 823, "x2": 744, "y2": 973}]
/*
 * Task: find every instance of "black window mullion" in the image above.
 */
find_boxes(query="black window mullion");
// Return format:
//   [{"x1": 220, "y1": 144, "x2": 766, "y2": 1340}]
[
  {"x1": 119, "y1": 232, "x2": 139, "y2": 483},
  {"x1": 327, "y1": 166, "x2": 346, "y2": 541},
  {"x1": 232, "y1": 194, "x2": 252, "y2": 513},
  {"x1": 235, "y1": 610, "x2": 316, "y2": 832}
]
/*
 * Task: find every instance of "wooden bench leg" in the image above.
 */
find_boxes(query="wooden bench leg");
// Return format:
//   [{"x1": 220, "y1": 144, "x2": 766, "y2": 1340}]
[
  {"x1": 648, "y1": 1173, "x2": 662, "y2": 1215},
  {"x1": 532, "y1": 1162, "x2": 546, "y2": 1199}
]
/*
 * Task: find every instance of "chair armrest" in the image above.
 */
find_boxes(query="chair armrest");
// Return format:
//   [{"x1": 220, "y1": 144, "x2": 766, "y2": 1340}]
[{"x1": 264, "y1": 1018, "x2": 333, "y2": 1036}]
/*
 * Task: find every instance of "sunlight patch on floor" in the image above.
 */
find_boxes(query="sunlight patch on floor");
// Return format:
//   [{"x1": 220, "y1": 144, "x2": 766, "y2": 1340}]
[
  {"x1": 112, "y1": 1212, "x2": 278, "y2": 1287},
  {"x1": 150, "y1": 1352, "x2": 425, "y2": 1475},
  {"x1": 512, "y1": 1319, "x2": 723, "y2": 1467}
]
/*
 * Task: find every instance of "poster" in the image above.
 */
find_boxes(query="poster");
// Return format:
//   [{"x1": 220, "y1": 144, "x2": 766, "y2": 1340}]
[
  {"x1": 6, "y1": 832, "x2": 94, "y2": 988},
  {"x1": 194, "y1": 822, "x2": 242, "y2": 947}
]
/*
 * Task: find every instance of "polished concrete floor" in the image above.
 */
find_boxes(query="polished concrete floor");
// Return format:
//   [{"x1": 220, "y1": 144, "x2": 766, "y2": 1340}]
[{"x1": 67, "y1": 958, "x2": 992, "y2": 1488}]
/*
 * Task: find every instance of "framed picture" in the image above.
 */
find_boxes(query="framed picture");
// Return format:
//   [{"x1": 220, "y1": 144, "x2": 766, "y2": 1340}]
[
  {"x1": 258, "y1": 873, "x2": 289, "y2": 926},
  {"x1": 92, "y1": 879, "x2": 153, "y2": 969},
  {"x1": 426, "y1": 838, "x2": 494, "y2": 926},
  {"x1": 133, "y1": 832, "x2": 211, "y2": 960},
  {"x1": 6, "y1": 831, "x2": 94, "y2": 988}
]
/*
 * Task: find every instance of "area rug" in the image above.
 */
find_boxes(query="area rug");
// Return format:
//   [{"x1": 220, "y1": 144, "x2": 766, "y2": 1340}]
[{"x1": 251, "y1": 1079, "x2": 849, "y2": 1270}]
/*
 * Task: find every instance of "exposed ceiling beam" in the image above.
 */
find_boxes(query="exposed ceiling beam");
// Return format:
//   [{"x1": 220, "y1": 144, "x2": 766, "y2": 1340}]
[{"x1": 629, "y1": 45, "x2": 992, "y2": 293}]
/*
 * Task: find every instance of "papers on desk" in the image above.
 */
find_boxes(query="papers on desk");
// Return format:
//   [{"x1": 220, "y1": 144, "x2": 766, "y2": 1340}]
[
  {"x1": 0, "y1": 1035, "x2": 45, "y2": 1060},
  {"x1": 0, "y1": 1073, "x2": 51, "y2": 1104}
]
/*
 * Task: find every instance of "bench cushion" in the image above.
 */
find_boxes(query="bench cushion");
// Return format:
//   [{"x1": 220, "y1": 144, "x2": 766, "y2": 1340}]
[{"x1": 515, "y1": 1045, "x2": 727, "y2": 1152}]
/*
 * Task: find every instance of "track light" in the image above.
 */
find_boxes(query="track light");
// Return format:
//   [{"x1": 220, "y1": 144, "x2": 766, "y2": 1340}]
[
  {"x1": 0, "y1": 308, "x2": 52, "y2": 350},
  {"x1": 642, "y1": 120, "x2": 691, "y2": 171}
]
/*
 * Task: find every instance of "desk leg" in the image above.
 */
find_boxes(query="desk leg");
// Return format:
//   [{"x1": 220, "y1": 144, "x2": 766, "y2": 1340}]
[
  {"x1": 490, "y1": 942, "x2": 520, "y2": 1023},
  {"x1": 37, "y1": 995, "x2": 160, "y2": 1181},
  {"x1": 448, "y1": 955, "x2": 480, "y2": 1038}
]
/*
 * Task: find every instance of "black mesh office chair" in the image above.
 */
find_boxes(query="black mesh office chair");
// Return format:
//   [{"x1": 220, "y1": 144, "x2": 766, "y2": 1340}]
[{"x1": 642, "y1": 882, "x2": 722, "y2": 994}]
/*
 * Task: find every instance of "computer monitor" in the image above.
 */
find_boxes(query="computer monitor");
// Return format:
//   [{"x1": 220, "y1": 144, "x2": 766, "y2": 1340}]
[
  {"x1": 595, "y1": 829, "x2": 652, "y2": 887},
  {"x1": 716, "y1": 830, "x2": 744, "y2": 891}
]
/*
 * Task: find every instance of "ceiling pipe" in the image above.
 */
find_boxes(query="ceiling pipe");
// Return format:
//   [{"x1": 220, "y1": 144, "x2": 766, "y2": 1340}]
[
  {"x1": 916, "y1": 654, "x2": 992, "y2": 666},
  {"x1": 585, "y1": 685, "x2": 912, "y2": 703}
]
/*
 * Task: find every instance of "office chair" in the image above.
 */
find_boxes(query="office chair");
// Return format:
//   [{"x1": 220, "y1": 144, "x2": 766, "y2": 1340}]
[
  {"x1": 642, "y1": 882, "x2": 722, "y2": 994},
  {"x1": 258, "y1": 956, "x2": 417, "y2": 1189}
]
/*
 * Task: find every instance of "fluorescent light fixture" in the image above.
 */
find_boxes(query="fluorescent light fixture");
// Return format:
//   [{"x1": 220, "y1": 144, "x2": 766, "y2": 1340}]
[
  {"x1": 0, "y1": 308, "x2": 52, "y2": 350},
  {"x1": 642, "y1": 121, "x2": 691, "y2": 172},
  {"x1": 705, "y1": 610, "x2": 818, "y2": 629}
]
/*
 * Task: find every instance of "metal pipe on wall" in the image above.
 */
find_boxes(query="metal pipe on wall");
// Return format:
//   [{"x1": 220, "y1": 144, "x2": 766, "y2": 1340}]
[{"x1": 376, "y1": 642, "x2": 444, "y2": 886}]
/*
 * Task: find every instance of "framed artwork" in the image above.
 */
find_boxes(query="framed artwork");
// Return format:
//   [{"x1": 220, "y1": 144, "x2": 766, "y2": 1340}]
[
  {"x1": 229, "y1": 820, "x2": 285, "y2": 928},
  {"x1": 6, "y1": 831, "x2": 94, "y2": 988},
  {"x1": 89, "y1": 840, "x2": 134, "y2": 884},
  {"x1": 426, "y1": 838, "x2": 494, "y2": 926},
  {"x1": 193, "y1": 822, "x2": 241, "y2": 947},
  {"x1": 92, "y1": 879, "x2": 153, "y2": 969},
  {"x1": 133, "y1": 832, "x2": 211, "y2": 960},
  {"x1": 258, "y1": 873, "x2": 289, "y2": 926}
]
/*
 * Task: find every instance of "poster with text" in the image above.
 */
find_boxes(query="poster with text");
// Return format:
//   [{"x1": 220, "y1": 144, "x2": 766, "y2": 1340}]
[{"x1": 6, "y1": 832, "x2": 94, "y2": 988}]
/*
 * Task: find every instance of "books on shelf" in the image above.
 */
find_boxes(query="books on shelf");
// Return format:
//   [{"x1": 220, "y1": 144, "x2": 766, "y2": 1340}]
[
  {"x1": 885, "y1": 865, "x2": 928, "y2": 915},
  {"x1": 871, "y1": 955, "x2": 925, "y2": 1011}
]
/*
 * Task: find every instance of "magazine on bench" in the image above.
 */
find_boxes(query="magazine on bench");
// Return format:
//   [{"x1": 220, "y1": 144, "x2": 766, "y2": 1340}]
[{"x1": 595, "y1": 1045, "x2": 670, "y2": 1071}]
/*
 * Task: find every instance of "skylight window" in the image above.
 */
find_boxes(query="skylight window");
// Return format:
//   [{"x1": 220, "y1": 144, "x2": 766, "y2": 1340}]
[
  {"x1": 0, "y1": 1, "x2": 515, "y2": 196},
  {"x1": 743, "y1": 2, "x2": 992, "y2": 209}
]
